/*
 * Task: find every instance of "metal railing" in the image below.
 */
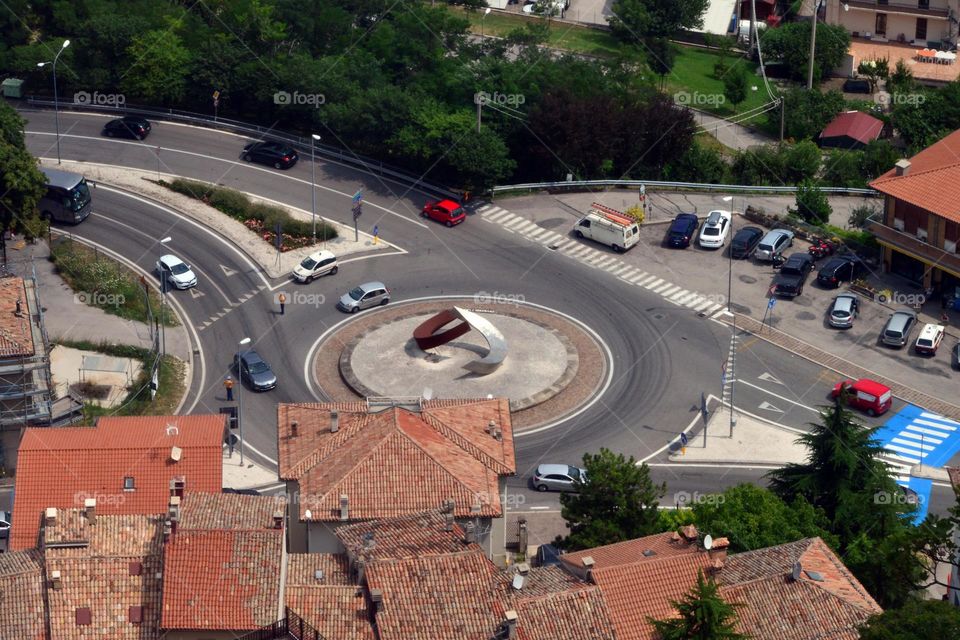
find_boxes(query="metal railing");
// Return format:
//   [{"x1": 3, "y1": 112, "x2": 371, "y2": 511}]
[
  {"x1": 491, "y1": 179, "x2": 880, "y2": 197},
  {"x1": 23, "y1": 96, "x2": 459, "y2": 200},
  {"x1": 233, "y1": 608, "x2": 328, "y2": 640}
]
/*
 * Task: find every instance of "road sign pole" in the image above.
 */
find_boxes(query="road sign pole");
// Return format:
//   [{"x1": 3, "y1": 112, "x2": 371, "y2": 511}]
[{"x1": 701, "y1": 392, "x2": 709, "y2": 447}]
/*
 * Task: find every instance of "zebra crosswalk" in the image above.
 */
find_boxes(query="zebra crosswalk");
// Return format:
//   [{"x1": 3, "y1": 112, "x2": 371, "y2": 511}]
[
  {"x1": 477, "y1": 204, "x2": 728, "y2": 318},
  {"x1": 876, "y1": 404, "x2": 960, "y2": 468}
]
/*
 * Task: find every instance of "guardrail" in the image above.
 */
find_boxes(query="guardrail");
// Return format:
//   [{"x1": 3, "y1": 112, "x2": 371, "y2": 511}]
[
  {"x1": 491, "y1": 179, "x2": 880, "y2": 197},
  {"x1": 23, "y1": 97, "x2": 459, "y2": 200}
]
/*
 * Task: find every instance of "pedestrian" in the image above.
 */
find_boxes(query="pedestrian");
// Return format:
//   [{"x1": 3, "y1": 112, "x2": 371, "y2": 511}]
[
  {"x1": 224, "y1": 375, "x2": 234, "y2": 402},
  {"x1": 279, "y1": 292, "x2": 286, "y2": 315},
  {"x1": 941, "y1": 310, "x2": 950, "y2": 326}
]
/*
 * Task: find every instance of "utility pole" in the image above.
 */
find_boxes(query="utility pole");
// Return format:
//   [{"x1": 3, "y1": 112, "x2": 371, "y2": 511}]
[
  {"x1": 779, "y1": 98, "x2": 785, "y2": 142},
  {"x1": 476, "y1": 98, "x2": 482, "y2": 133},
  {"x1": 807, "y1": 0, "x2": 822, "y2": 90}
]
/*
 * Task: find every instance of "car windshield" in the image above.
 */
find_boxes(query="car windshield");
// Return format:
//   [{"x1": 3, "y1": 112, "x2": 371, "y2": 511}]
[
  {"x1": 247, "y1": 360, "x2": 270, "y2": 374},
  {"x1": 833, "y1": 310, "x2": 850, "y2": 318},
  {"x1": 300, "y1": 257, "x2": 318, "y2": 270},
  {"x1": 918, "y1": 339, "x2": 932, "y2": 346},
  {"x1": 348, "y1": 287, "x2": 366, "y2": 301},
  {"x1": 703, "y1": 227, "x2": 719, "y2": 236},
  {"x1": 170, "y1": 263, "x2": 190, "y2": 275},
  {"x1": 68, "y1": 181, "x2": 91, "y2": 210},
  {"x1": 758, "y1": 243, "x2": 772, "y2": 251},
  {"x1": 568, "y1": 466, "x2": 582, "y2": 481}
]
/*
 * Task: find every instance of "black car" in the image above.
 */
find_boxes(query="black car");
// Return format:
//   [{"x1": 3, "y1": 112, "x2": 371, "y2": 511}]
[
  {"x1": 234, "y1": 349, "x2": 278, "y2": 391},
  {"x1": 817, "y1": 256, "x2": 864, "y2": 288},
  {"x1": 102, "y1": 116, "x2": 151, "y2": 140},
  {"x1": 666, "y1": 213, "x2": 699, "y2": 248},
  {"x1": 773, "y1": 252, "x2": 815, "y2": 297},
  {"x1": 730, "y1": 226, "x2": 764, "y2": 259},
  {"x1": 241, "y1": 141, "x2": 299, "y2": 169},
  {"x1": 952, "y1": 342, "x2": 960, "y2": 370},
  {"x1": 535, "y1": 544, "x2": 563, "y2": 567},
  {"x1": 842, "y1": 78, "x2": 871, "y2": 94}
]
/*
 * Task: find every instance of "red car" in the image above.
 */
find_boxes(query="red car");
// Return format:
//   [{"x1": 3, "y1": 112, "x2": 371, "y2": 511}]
[
  {"x1": 421, "y1": 199, "x2": 466, "y2": 227},
  {"x1": 830, "y1": 378, "x2": 892, "y2": 416}
]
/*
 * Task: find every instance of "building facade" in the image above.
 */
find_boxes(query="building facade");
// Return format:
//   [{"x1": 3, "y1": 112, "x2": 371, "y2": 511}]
[{"x1": 826, "y1": 0, "x2": 960, "y2": 47}]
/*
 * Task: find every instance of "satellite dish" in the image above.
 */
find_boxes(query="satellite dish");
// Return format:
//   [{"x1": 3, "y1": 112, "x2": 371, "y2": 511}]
[
  {"x1": 703, "y1": 534, "x2": 713, "y2": 550},
  {"x1": 423, "y1": 387, "x2": 433, "y2": 400},
  {"x1": 304, "y1": 509, "x2": 313, "y2": 519},
  {"x1": 512, "y1": 574, "x2": 524, "y2": 590},
  {"x1": 792, "y1": 562, "x2": 802, "y2": 581}
]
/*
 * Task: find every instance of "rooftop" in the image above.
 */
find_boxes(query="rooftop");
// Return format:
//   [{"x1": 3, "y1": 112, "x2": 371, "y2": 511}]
[
  {"x1": 0, "y1": 549, "x2": 46, "y2": 640},
  {"x1": 560, "y1": 528, "x2": 700, "y2": 572},
  {"x1": 285, "y1": 554, "x2": 376, "y2": 640},
  {"x1": 0, "y1": 276, "x2": 35, "y2": 358},
  {"x1": 819, "y1": 110, "x2": 884, "y2": 145},
  {"x1": 177, "y1": 491, "x2": 286, "y2": 530},
  {"x1": 10, "y1": 414, "x2": 224, "y2": 550},
  {"x1": 335, "y1": 508, "x2": 472, "y2": 561}
]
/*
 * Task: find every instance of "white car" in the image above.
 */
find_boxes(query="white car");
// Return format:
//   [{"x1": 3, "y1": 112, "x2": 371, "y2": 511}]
[
  {"x1": 292, "y1": 250, "x2": 338, "y2": 283},
  {"x1": 156, "y1": 254, "x2": 197, "y2": 290},
  {"x1": 0, "y1": 510, "x2": 10, "y2": 539},
  {"x1": 698, "y1": 210, "x2": 732, "y2": 248},
  {"x1": 523, "y1": 0, "x2": 564, "y2": 15},
  {"x1": 915, "y1": 323, "x2": 945, "y2": 355}
]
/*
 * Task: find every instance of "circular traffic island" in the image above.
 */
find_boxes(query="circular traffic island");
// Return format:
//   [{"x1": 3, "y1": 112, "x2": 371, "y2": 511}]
[{"x1": 311, "y1": 299, "x2": 609, "y2": 431}]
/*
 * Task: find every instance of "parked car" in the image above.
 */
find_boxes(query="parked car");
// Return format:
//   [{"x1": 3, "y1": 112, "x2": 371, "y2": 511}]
[
  {"x1": 953, "y1": 343, "x2": 960, "y2": 370},
  {"x1": 915, "y1": 323, "x2": 945, "y2": 355},
  {"x1": 293, "y1": 250, "x2": 338, "y2": 283},
  {"x1": 831, "y1": 378, "x2": 893, "y2": 416},
  {"x1": 574, "y1": 204, "x2": 640, "y2": 253},
  {"x1": 755, "y1": 229, "x2": 794, "y2": 262},
  {"x1": 421, "y1": 199, "x2": 466, "y2": 227},
  {"x1": 0, "y1": 510, "x2": 10, "y2": 539},
  {"x1": 337, "y1": 281, "x2": 390, "y2": 313},
  {"x1": 156, "y1": 254, "x2": 197, "y2": 290},
  {"x1": 881, "y1": 308, "x2": 918, "y2": 348},
  {"x1": 102, "y1": 116, "x2": 151, "y2": 140},
  {"x1": 532, "y1": 463, "x2": 587, "y2": 492},
  {"x1": 772, "y1": 252, "x2": 815, "y2": 297},
  {"x1": 698, "y1": 210, "x2": 732, "y2": 249},
  {"x1": 241, "y1": 141, "x2": 299, "y2": 169},
  {"x1": 828, "y1": 293, "x2": 860, "y2": 329},
  {"x1": 234, "y1": 349, "x2": 277, "y2": 391},
  {"x1": 730, "y1": 226, "x2": 764, "y2": 259},
  {"x1": 817, "y1": 256, "x2": 865, "y2": 288},
  {"x1": 843, "y1": 78, "x2": 871, "y2": 93},
  {"x1": 666, "y1": 213, "x2": 699, "y2": 248},
  {"x1": 535, "y1": 543, "x2": 563, "y2": 567}
]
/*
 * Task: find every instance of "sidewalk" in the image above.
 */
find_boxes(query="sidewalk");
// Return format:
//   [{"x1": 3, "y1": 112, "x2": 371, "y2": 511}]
[
  {"x1": 222, "y1": 448, "x2": 281, "y2": 491},
  {"x1": 669, "y1": 405, "x2": 808, "y2": 466},
  {"x1": 41, "y1": 158, "x2": 396, "y2": 279}
]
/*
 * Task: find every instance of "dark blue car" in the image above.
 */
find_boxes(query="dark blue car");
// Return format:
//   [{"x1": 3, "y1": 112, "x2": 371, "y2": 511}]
[{"x1": 667, "y1": 213, "x2": 699, "y2": 248}]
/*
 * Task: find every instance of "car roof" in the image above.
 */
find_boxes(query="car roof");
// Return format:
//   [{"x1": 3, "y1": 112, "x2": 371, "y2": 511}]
[
  {"x1": 357, "y1": 281, "x2": 386, "y2": 291},
  {"x1": 306, "y1": 250, "x2": 336, "y2": 261},
  {"x1": 536, "y1": 463, "x2": 574, "y2": 475},
  {"x1": 892, "y1": 308, "x2": 917, "y2": 318},
  {"x1": 159, "y1": 254, "x2": 184, "y2": 265},
  {"x1": 835, "y1": 292, "x2": 858, "y2": 302},
  {"x1": 241, "y1": 350, "x2": 265, "y2": 363},
  {"x1": 435, "y1": 199, "x2": 461, "y2": 210},
  {"x1": 735, "y1": 226, "x2": 763, "y2": 236},
  {"x1": 851, "y1": 378, "x2": 891, "y2": 395},
  {"x1": 762, "y1": 229, "x2": 791, "y2": 240},
  {"x1": 919, "y1": 323, "x2": 944, "y2": 337}
]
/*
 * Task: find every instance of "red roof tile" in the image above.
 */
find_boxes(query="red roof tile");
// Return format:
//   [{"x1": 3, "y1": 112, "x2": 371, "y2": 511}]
[
  {"x1": 10, "y1": 415, "x2": 223, "y2": 551},
  {"x1": 870, "y1": 128, "x2": 960, "y2": 223},
  {"x1": 560, "y1": 530, "x2": 699, "y2": 572},
  {"x1": 336, "y1": 509, "x2": 473, "y2": 561},
  {"x1": 277, "y1": 400, "x2": 515, "y2": 521},
  {"x1": 161, "y1": 529, "x2": 283, "y2": 631},
  {"x1": 819, "y1": 111, "x2": 883, "y2": 146},
  {"x1": 515, "y1": 587, "x2": 617, "y2": 640},
  {"x1": 0, "y1": 276, "x2": 35, "y2": 358},
  {"x1": 0, "y1": 548, "x2": 46, "y2": 640},
  {"x1": 285, "y1": 554, "x2": 375, "y2": 640},
  {"x1": 178, "y1": 491, "x2": 286, "y2": 530}
]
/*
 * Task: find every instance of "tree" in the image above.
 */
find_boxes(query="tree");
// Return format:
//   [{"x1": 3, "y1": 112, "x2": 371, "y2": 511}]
[
  {"x1": 645, "y1": 37, "x2": 676, "y2": 89},
  {"x1": 557, "y1": 448, "x2": 665, "y2": 550},
  {"x1": 689, "y1": 484, "x2": 836, "y2": 553},
  {"x1": 648, "y1": 570, "x2": 748, "y2": 640},
  {"x1": 722, "y1": 66, "x2": 748, "y2": 109},
  {"x1": 664, "y1": 139, "x2": 728, "y2": 184},
  {"x1": 778, "y1": 87, "x2": 845, "y2": 141},
  {"x1": 760, "y1": 22, "x2": 851, "y2": 84},
  {"x1": 822, "y1": 150, "x2": 866, "y2": 189},
  {"x1": 861, "y1": 139, "x2": 900, "y2": 179},
  {"x1": 609, "y1": 0, "x2": 710, "y2": 43},
  {"x1": 783, "y1": 140, "x2": 821, "y2": 184},
  {"x1": 122, "y1": 29, "x2": 193, "y2": 105},
  {"x1": 857, "y1": 57, "x2": 889, "y2": 93},
  {"x1": 859, "y1": 599, "x2": 960, "y2": 640},
  {"x1": 730, "y1": 146, "x2": 786, "y2": 186},
  {"x1": 887, "y1": 59, "x2": 916, "y2": 95},
  {"x1": 797, "y1": 179, "x2": 834, "y2": 222},
  {"x1": 0, "y1": 102, "x2": 47, "y2": 241},
  {"x1": 847, "y1": 203, "x2": 879, "y2": 228}
]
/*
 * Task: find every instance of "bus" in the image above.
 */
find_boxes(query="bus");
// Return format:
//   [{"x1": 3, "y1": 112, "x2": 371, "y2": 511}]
[{"x1": 39, "y1": 168, "x2": 93, "y2": 224}]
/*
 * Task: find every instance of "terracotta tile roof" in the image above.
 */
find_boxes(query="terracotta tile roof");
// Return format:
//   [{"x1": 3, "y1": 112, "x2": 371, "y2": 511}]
[
  {"x1": 277, "y1": 400, "x2": 515, "y2": 521},
  {"x1": 336, "y1": 509, "x2": 473, "y2": 561},
  {"x1": 820, "y1": 111, "x2": 883, "y2": 146},
  {"x1": 503, "y1": 565, "x2": 589, "y2": 599},
  {"x1": 0, "y1": 548, "x2": 46, "y2": 640},
  {"x1": 178, "y1": 491, "x2": 286, "y2": 530},
  {"x1": 161, "y1": 529, "x2": 283, "y2": 631},
  {"x1": 0, "y1": 276, "x2": 35, "y2": 358},
  {"x1": 10, "y1": 414, "x2": 224, "y2": 551},
  {"x1": 560, "y1": 530, "x2": 699, "y2": 572},
  {"x1": 514, "y1": 587, "x2": 617, "y2": 640},
  {"x1": 285, "y1": 554, "x2": 375, "y2": 640},
  {"x1": 363, "y1": 549, "x2": 506, "y2": 640},
  {"x1": 43, "y1": 511, "x2": 164, "y2": 640},
  {"x1": 870, "y1": 128, "x2": 960, "y2": 223}
]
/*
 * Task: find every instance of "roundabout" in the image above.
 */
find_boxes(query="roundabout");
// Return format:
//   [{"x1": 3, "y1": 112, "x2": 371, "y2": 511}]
[{"x1": 314, "y1": 298, "x2": 610, "y2": 431}]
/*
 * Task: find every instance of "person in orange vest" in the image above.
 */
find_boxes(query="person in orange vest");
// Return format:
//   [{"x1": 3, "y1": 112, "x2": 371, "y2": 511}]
[
  {"x1": 279, "y1": 292, "x2": 286, "y2": 315},
  {"x1": 224, "y1": 375, "x2": 234, "y2": 401}
]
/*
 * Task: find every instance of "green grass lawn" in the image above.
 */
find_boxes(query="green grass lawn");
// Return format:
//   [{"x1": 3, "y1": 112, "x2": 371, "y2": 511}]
[{"x1": 460, "y1": 9, "x2": 622, "y2": 57}]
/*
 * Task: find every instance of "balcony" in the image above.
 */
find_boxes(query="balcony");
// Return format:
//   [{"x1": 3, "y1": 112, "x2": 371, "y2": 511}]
[
  {"x1": 844, "y1": 0, "x2": 949, "y2": 18},
  {"x1": 866, "y1": 218, "x2": 960, "y2": 279}
]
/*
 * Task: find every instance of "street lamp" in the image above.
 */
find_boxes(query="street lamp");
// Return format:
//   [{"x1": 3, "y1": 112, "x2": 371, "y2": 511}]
[
  {"x1": 721, "y1": 195, "x2": 736, "y2": 438},
  {"x1": 237, "y1": 337, "x2": 251, "y2": 464},
  {"x1": 722, "y1": 196, "x2": 734, "y2": 313},
  {"x1": 37, "y1": 39, "x2": 71, "y2": 165},
  {"x1": 311, "y1": 134, "x2": 321, "y2": 244},
  {"x1": 481, "y1": 8, "x2": 490, "y2": 39},
  {"x1": 159, "y1": 237, "x2": 172, "y2": 359}
]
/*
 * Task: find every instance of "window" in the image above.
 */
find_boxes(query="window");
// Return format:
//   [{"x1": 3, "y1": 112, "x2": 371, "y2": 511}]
[
  {"x1": 876, "y1": 13, "x2": 887, "y2": 36},
  {"x1": 76, "y1": 608, "x2": 92, "y2": 625},
  {"x1": 123, "y1": 477, "x2": 135, "y2": 490},
  {"x1": 916, "y1": 18, "x2": 927, "y2": 40},
  {"x1": 919, "y1": 0, "x2": 930, "y2": 9}
]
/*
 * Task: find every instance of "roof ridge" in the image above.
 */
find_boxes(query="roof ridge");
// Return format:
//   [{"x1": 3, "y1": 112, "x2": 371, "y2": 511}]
[
  {"x1": 799, "y1": 538, "x2": 881, "y2": 612},
  {"x1": 419, "y1": 412, "x2": 511, "y2": 474},
  {"x1": 394, "y1": 424, "x2": 498, "y2": 504},
  {"x1": 286, "y1": 412, "x2": 384, "y2": 478},
  {"x1": 873, "y1": 160, "x2": 960, "y2": 184}
]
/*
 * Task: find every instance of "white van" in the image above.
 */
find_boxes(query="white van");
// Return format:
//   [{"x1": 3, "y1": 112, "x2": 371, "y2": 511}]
[{"x1": 574, "y1": 203, "x2": 640, "y2": 253}]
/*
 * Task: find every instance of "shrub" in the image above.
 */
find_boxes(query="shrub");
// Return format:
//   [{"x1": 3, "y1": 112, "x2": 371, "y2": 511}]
[
  {"x1": 794, "y1": 179, "x2": 832, "y2": 224},
  {"x1": 847, "y1": 204, "x2": 879, "y2": 229},
  {"x1": 624, "y1": 205, "x2": 645, "y2": 224}
]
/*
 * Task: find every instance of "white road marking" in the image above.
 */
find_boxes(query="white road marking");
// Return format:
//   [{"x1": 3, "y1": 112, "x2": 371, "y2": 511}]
[
  {"x1": 758, "y1": 372, "x2": 784, "y2": 385},
  {"x1": 220, "y1": 264, "x2": 238, "y2": 277},
  {"x1": 758, "y1": 401, "x2": 784, "y2": 413}
]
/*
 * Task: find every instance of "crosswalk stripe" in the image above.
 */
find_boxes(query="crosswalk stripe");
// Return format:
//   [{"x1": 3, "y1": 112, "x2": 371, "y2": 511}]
[
  {"x1": 892, "y1": 437, "x2": 936, "y2": 451},
  {"x1": 885, "y1": 452, "x2": 920, "y2": 464},
  {"x1": 703, "y1": 304, "x2": 723, "y2": 315},
  {"x1": 669, "y1": 289, "x2": 692, "y2": 303},
  {"x1": 484, "y1": 209, "x2": 512, "y2": 223},
  {"x1": 513, "y1": 220, "x2": 539, "y2": 233},
  {"x1": 555, "y1": 240, "x2": 580, "y2": 251},
  {"x1": 479, "y1": 205, "x2": 503, "y2": 216},
  {"x1": 637, "y1": 275, "x2": 658, "y2": 286},
  {"x1": 501, "y1": 215, "x2": 527, "y2": 229},
  {"x1": 645, "y1": 278, "x2": 665, "y2": 289},
  {"x1": 623, "y1": 270, "x2": 646, "y2": 282},
  {"x1": 540, "y1": 231, "x2": 564, "y2": 244},
  {"x1": 905, "y1": 425, "x2": 952, "y2": 438},
  {"x1": 691, "y1": 298, "x2": 713, "y2": 312},
  {"x1": 563, "y1": 244, "x2": 591, "y2": 257},
  {"x1": 610, "y1": 265, "x2": 632, "y2": 276},
  {"x1": 526, "y1": 227, "x2": 548, "y2": 239},
  {"x1": 920, "y1": 412, "x2": 960, "y2": 426},
  {"x1": 885, "y1": 443, "x2": 927, "y2": 457},
  {"x1": 592, "y1": 256, "x2": 618, "y2": 269},
  {"x1": 659, "y1": 284, "x2": 681, "y2": 296},
  {"x1": 914, "y1": 418, "x2": 957, "y2": 432},
  {"x1": 896, "y1": 431, "x2": 943, "y2": 444}
]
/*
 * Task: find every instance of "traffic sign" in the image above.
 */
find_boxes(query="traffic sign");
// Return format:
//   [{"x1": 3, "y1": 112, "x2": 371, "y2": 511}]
[
  {"x1": 767, "y1": 297, "x2": 777, "y2": 309},
  {"x1": 680, "y1": 432, "x2": 688, "y2": 446},
  {"x1": 352, "y1": 204, "x2": 362, "y2": 220},
  {"x1": 352, "y1": 189, "x2": 363, "y2": 205}
]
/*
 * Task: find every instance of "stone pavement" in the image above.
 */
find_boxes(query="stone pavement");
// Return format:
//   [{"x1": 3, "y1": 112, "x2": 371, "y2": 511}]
[{"x1": 222, "y1": 448, "x2": 281, "y2": 491}]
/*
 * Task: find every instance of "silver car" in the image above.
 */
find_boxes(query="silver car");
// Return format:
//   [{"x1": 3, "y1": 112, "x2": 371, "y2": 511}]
[
  {"x1": 532, "y1": 464, "x2": 587, "y2": 492},
  {"x1": 337, "y1": 281, "x2": 390, "y2": 313},
  {"x1": 754, "y1": 229, "x2": 794, "y2": 262},
  {"x1": 828, "y1": 293, "x2": 859, "y2": 329}
]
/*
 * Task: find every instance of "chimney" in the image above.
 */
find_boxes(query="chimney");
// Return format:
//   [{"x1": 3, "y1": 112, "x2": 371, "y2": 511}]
[
  {"x1": 708, "y1": 537, "x2": 730, "y2": 563},
  {"x1": 44, "y1": 507, "x2": 57, "y2": 528},
  {"x1": 163, "y1": 520, "x2": 172, "y2": 542},
  {"x1": 339, "y1": 494, "x2": 349, "y2": 521},
  {"x1": 486, "y1": 419, "x2": 495, "y2": 434},
  {"x1": 356, "y1": 558, "x2": 366, "y2": 585},
  {"x1": 582, "y1": 556, "x2": 595, "y2": 583},
  {"x1": 330, "y1": 411, "x2": 339, "y2": 433},
  {"x1": 516, "y1": 562, "x2": 530, "y2": 575},
  {"x1": 84, "y1": 498, "x2": 96, "y2": 525},
  {"x1": 370, "y1": 588, "x2": 384, "y2": 614},
  {"x1": 169, "y1": 446, "x2": 182, "y2": 462},
  {"x1": 273, "y1": 511, "x2": 284, "y2": 530},
  {"x1": 290, "y1": 420, "x2": 299, "y2": 437},
  {"x1": 51, "y1": 570, "x2": 62, "y2": 590},
  {"x1": 168, "y1": 495, "x2": 181, "y2": 522},
  {"x1": 464, "y1": 522, "x2": 476, "y2": 544},
  {"x1": 679, "y1": 524, "x2": 699, "y2": 542},
  {"x1": 443, "y1": 498, "x2": 455, "y2": 514},
  {"x1": 443, "y1": 512, "x2": 454, "y2": 532},
  {"x1": 895, "y1": 159, "x2": 911, "y2": 176},
  {"x1": 503, "y1": 610, "x2": 518, "y2": 639}
]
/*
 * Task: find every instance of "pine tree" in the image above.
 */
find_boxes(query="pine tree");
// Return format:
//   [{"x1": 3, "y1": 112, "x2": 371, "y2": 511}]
[{"x1": 648, "y1": 570, "x2": 748, "y2": 640}]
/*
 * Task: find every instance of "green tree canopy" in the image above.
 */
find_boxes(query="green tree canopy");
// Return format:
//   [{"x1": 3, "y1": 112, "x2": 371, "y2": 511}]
[
  {"x1": 722, "y1": 66, "x2": 748, "y2": 108},
  {"x1": 778, "y1": 87, "x2": 845, "y2": 141},
  {"x1": 859, "y1": 599, "x2": 960, "y2": 640},
  {"x1": 609, "y1": 0, "x2": 710, "y2": 42},
  {"x1": 761, "y1": 22, "x2": 851, "y2": 84},
  {"x1": 648, "y1": 569, "x2": 748, "y2": 640},
  {"x1": 558, "y1": 448, "x2": 665, "y2": 550},
  {"x1": 0, "y1": 102, "x2": 47, "y2": 240},
  {"x1": 122, "y1": 29, "x2": 193, "y2": 105}
]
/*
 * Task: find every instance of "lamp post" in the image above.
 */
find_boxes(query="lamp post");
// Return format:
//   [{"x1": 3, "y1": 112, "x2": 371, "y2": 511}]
[
  {"x1": 311, "y1": 134, "x2": 321, "y2": 244},
  {"x1": 721, "y1": 196, "x2": 736, "y2": 438},
  {"x1": 158, "y1": 237, "x2": 172, "y2": 359},
  {"x1": 237, "y1": 337, "x2": 251, "y2": 464},
  {"x1": 37, "y1": 39, "x2": 71, "y2": 165},
  {"x1": 481, "y1": 7, "x2": 491, "y2": 39}
]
